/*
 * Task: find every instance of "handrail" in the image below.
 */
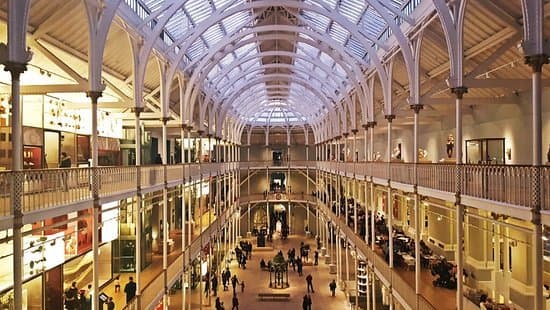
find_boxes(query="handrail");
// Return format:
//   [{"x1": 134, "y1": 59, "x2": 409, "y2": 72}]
[{"x1": 0, "y1": 161, "x2": 547, "y2": 217}]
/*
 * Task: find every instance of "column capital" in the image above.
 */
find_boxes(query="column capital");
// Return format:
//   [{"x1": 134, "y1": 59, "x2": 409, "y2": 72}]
[
  {"x1": 525, "y1": 54, "x2": 548, "y2": 73},
  {"x1": 334, "y1": 135, "x2": 342, "y2": 140},
  {"x1": 410, "y1": 104, "x2": 424, "y2": 114},
  {"x1": 384, "y1": 114, "x2": 395, "y2": 123},
  {"x1": 186, "y1": 125, "x2": 194, "y2": 131},
  {"x1": 450, "y1": 86, "x2": 468, "y2": 99},
  {"x1": 367, "y1": 121, "x2": 377, "y2": 128},
  {"x1": 361, "y1": 124, "x2": 369, "y2": 130},
  {"x1": 3, "y1": 61, "x2": 28, "y2": 79},
  {"x1": 180, "y1": 123, "x2": 187, "y2": 130},
  {"x1": 132, "y1": 106, "x2": 145, "y2": 116},
  {"x1": 350, "y1": 129, "x2": 359, "y2": 135},
  {"x1": 86, "y1": 90, "x2": 103, "y2": 103},
  {"x1": 160, "y1": 117, "x2": 171, "y2": 124},
  {"x1": 342, "y1": 132, "x2": 349, "y2": 138},
  {"x1": 196, "y1": 130, "x2": 204, "y2": 136}
]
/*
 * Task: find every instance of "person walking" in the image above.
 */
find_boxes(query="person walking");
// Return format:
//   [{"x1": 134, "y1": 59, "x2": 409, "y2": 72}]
[
  {"x1": 231, "y1": 275, "x2": 239, "y2": 294},
  {"x1": 307, "y1": 294, "x2": 312, "y2": 310},
  {"x1": 302, "y1": 295, "x2": 309, "y2": 310},
  {"x1": 124, "y1": 277, "x2": 137, "y2": 303},
  {"x1": 114, "y1": 275, "x2": 121, "y2": 292},
  {"x1": 232, "y1": 294, "x2": 239, "y2": 310},
  {"x1": 204, "y1": 276, "x2": 210, "y2": 297},
  {"x1": 329, "y1": 279, "x2": 337, "y2": 297},
  {"x1": 107, "y1": 297, "x2": 115, "y2": 310},
  {"x1": 306, "y1": 274, "x2": 314, "y2": 293},
  {"x1": 240, "y1": 280, "x2": 245, "y2": 293}
]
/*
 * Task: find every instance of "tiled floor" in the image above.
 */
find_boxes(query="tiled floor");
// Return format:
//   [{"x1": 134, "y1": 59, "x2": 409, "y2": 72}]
[{"x1": 171, "y1": 234, "x2": 350, "y2": 309}]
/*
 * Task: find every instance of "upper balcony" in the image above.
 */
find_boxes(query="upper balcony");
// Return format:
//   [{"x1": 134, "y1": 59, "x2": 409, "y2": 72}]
[
  {"x1": 317, "y1": 161, "x2": 550, "y2": 211},
  {"x1": 1, "y1": 160, "x2": 548, "y2": 226}
]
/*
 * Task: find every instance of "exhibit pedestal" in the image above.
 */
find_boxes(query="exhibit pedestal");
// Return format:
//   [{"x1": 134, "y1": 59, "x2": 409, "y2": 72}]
[
  {"x1": 324, "y1": 254, "x2": 331, "y2": 264},
  {"x1": 329, "y1": 264, "x2": 337, "y2": 274},
  {"x1": 440, "y1": 158, "x2": 456, "y2": 163},
  {"x1": 305, "y1": 231, "x2": 311, "y2": 238},
  {"x1": 246, "y1": 231, "x2": 252, "y2": 238},
  {"x1": 321, "y1": 247, "x2": 327, "y2": 256}
]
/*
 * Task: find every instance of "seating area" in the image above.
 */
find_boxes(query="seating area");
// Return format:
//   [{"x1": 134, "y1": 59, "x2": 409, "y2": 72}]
[{"x1": 257, "y1": 293, "x2": 291, "y2": 301}]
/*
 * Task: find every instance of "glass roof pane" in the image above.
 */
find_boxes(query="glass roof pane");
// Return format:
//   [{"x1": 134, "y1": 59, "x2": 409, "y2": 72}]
[
  {"x1": 346, "y1": 36, "x2": 367, "y2": 59},
  {"x1": 301, "y1": 11, "x2": 331, "y2": 32},
  {"x1": 212, "y1": 0, "x2": 233, "y2": 9},
  {"x1": 187, "y1": 39, "x2": 206, "y2": 60},
  {"x1": 142, "y1": 0, "x2": 163, "y2": 12},
  {"x1": 185, "y1": 1, "x2": 212, "y2": 24},
  {"x1": 329, "y1": 22, "x2": 350, "y2": 45},
  {"x1": 165, "y1": 8, "x2": 191, "y2": 39},
  {"x1": 202, "y1": 24, "x2": 224, "y2": 46},
  {"x1": 338, "y1": 0, "x2": 365, "y2": 24},
  {"x1": 221, "y1": 11, "x2": 251, "y2": 34},
  {"x1": 358, "y1": 7, "x2": 386, "y2": 38}
]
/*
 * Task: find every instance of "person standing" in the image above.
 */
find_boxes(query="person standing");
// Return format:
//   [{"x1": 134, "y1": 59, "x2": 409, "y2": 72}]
[
  {"x1": 215, "y1": 297, "x2": 224, "y2": 310},
  {"x1": 329, "y1": 279, "x2": 337, "y2": 296},
  {"x1": 306, "y1": 274, "x2": 314, "y2": 293},
  {"x1": 212, "y1": 275, "x2": 218, "y2": 296},
  {"x1": 232, "y1": 294, "x2": 239, "y2": 310},
  {"x1": 107, "y1": 297, "x2": 115, "y2": 310},
  {"x1": 124, "y1": 277, "x2": 137, "y2": 303},
  {"x1": 240, "y1": 281, "x2": 245, "y2": 293},
  {"x1": 64, "y1": 282, "x2": 79, "y2": 310},
  {"x1": 59, "y1": 152, "x2": 71, "y2": 191},
  {"x1": 306, "y1": 294, "x2": 312, "y2": 310},
  {"x1": 314, "y1": 250, "x2": 319, "y2": 266}
]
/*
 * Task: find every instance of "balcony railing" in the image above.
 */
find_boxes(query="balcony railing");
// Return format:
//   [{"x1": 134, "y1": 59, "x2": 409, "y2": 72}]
[
  {"x1": 416, "y1": 163, "x2": 455, "y2": 193},
  {"x1": 462, "y1": 164, "x2": 533, "y2": 207},
  {"x1": 1, "y1": 161, "x2": 548, "y2": 218}
]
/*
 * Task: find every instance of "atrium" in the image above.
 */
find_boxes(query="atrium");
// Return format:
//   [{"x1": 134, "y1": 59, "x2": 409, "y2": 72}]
[{"x1": 0, "y1": 0, "x2": 549, "y2": 309}]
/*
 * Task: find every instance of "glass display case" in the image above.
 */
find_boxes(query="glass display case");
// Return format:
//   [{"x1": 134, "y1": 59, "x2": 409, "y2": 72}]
[{"x1": 466, "y1": 138, "x2": 505, "y2": 164}]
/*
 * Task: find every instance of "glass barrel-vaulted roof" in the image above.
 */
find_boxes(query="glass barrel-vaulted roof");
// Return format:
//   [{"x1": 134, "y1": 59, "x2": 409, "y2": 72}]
[{"x1": 124, "y1": 0, "x2": 422, "y2": 126}]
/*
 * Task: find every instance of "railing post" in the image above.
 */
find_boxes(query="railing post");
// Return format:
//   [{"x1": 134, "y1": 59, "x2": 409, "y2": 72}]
[
  {"x1": 134, "y1": 107, "x2": 144, "y2": 309},
  {"x1": 526, "y1": 53, "x2": 547, "y2": 310},
  {"x1": 451, "y1": 86, "x2": 467, "y2": 310}
]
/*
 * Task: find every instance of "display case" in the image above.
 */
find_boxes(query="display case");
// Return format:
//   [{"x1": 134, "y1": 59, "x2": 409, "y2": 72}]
[
  {"x1": 357, "y1": 260, "x2": 368, "y2": 295},
  {"x1": 466, "y1": 138, "x2": 505, "y2": 164}
]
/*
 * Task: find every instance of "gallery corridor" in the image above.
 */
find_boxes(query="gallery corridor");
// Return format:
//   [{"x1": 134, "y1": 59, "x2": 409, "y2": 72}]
[{"x1": 170, "y1": 234, "x2": 349, "y2": 310}]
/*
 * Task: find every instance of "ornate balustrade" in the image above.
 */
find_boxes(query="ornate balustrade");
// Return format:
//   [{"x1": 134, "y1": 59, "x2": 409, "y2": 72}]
[
  {"x1": 1, "y1": 161, "x2": 548, "y2": 218},
  {"x1": 462, "y1": 164, "x2": 532, "y2": 208},
  {"x1": 390, "y1": 163, "x2": 414, "y2": 184}
]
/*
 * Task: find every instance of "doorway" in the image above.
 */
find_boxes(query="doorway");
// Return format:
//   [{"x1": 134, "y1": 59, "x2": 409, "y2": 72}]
[{"x1": 44, "y1": 131, "x2": 60, "y2": 168}]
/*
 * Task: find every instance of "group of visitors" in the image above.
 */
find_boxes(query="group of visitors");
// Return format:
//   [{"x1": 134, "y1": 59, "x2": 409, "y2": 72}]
[
  {"x1": 63, "y1": 281, "x2": 116, "y2": 310},
  {"x1": 214, "y1": 267, "x2": 243, "y2": 310}
]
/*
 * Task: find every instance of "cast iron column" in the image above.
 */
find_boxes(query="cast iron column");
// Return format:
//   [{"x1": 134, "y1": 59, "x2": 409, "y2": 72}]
[{"x1": 451, "y1": 86, "x2": 467, "y2": 310}]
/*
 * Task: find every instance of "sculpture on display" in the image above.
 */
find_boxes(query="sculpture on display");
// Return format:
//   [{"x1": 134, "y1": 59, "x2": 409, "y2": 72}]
[
  {"x1": 418, "y1": 148, "x2": 428, "y2": 160},
  {"x1": 547, "y1": 144, "x2": 550, "y2": 163},
  {"x1": 446, "y1": 134, "x2": 455, "y2": 158},
  {"x1": 372, "y1": 152, "x2": 382, "y2": 161},
  {"x1": 392, "y1": 144, "x2": 402, "y2": 160}
]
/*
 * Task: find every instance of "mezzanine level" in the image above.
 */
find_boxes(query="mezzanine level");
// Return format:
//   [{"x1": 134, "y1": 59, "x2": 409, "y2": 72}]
[
  {"x1": 1, "y1": 160, "x2": 548, "y2": 227},
  {"x1": 318, "y1": 161, "x2": 550, "y2": 221}
]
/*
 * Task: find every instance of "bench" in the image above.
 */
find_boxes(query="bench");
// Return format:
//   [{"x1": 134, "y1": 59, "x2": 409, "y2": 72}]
[{"x1": 257, "y1": 293, "x2": 291, "y2": 301}]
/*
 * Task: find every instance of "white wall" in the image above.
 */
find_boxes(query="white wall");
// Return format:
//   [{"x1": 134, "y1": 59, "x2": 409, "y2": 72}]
[{"x1": 371, "y1": 90, "x2": 550, "y2": 165}]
